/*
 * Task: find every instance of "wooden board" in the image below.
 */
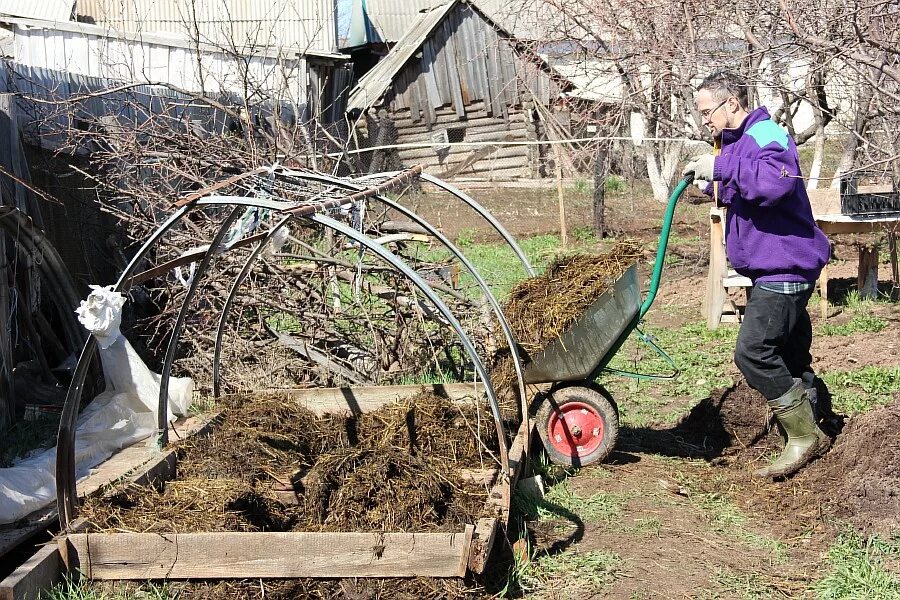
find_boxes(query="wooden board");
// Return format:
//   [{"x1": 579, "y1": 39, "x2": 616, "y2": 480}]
[
  {"x1": 61, "y1": 528, "x2": 476, "y2": 579},
  {"x1": 807, "y1": 188, "x2": 840, "y2": 216},
  {"x1": 466, "y1": 518, "x2": 498, "y2": 574},
  {"x1": 0, "y1": 544, "x2": 63, "y2": 600},
  {"x1": 273, "y1": 383, "x2": 485, "y2": 416}
]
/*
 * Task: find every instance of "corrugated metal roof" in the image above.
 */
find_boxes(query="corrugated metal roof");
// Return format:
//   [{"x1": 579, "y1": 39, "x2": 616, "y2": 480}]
[
  {"x1": 4, "y1": 17, "x2": 314, "y2": 104},
  {"x1": 0, "y1": 0, "x2": 73, "y2": 21},
  {"x1": 347, "y1": 0, "x2": 456, "y2": 112},
  {"x1": 0, "y1": 14, "x2": 345, "y2": 60},
  {"x1": 363, "y1": 0, "x2": 439, "y2": 44},
  {"x1": 75, "y1": 0, "x2": 338, "y2": 52},
  {"x1": 355, "y1": 0, "x2": 569, "y2": 44}
]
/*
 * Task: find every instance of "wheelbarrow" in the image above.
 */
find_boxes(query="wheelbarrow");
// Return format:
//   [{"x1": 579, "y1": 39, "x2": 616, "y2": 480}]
[{"x1": 524, "y1": 175, "x2": 694, "y2": 466}]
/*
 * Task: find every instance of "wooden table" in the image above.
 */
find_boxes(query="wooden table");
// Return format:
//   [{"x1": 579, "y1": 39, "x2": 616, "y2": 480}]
[
  {"x1": 814, "y1": 212, "x2": 900, "y2": 318},
  {"x1": 705, "y1": 191, "x2": 900, "y2": 327}
]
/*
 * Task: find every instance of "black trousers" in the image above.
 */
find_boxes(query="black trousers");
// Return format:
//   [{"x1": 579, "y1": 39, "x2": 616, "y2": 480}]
[{"x1": 734, "y1": 286, "x2": 815, "y2": 401}]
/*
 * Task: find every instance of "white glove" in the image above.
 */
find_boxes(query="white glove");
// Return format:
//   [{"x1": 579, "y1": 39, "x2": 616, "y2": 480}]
[
  {"x1": 695, "y1": 179, "x2": 710, "y2": 192},
  {"x1": 682, "y1": 154, "x2": 715, "y2": 181}
]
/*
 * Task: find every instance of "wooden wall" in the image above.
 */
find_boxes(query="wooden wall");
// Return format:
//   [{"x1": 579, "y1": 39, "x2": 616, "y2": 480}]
[{"x1": 360, "y1": 3, "x2": 561, "y2": 179}]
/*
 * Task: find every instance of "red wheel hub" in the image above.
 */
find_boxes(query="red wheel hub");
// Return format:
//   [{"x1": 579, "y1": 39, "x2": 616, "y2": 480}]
[{"x1": 545, "y1": 401, "x2": 605, "y2": 458}]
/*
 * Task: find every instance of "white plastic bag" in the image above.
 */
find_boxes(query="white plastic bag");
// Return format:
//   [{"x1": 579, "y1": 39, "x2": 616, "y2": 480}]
[{"x1": 0, "y1": 285, "x2": 195, "y2": 524}]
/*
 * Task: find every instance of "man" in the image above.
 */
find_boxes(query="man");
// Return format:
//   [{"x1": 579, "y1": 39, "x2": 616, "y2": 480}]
[{"x1": 682, "y1": 70, "x2": 832, "y2": 478}]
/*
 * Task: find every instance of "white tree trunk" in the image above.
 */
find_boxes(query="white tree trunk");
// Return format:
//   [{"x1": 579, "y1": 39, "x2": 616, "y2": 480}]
[
  {"x1": 645, "y1": 141, "x2": 685, "y2": 202},
  {"x1": 807, "y1": 128, "x2": 825, "y2": 190},
  {"x1": 645, "y1": 147, "x2": 669, "y2": 202}
]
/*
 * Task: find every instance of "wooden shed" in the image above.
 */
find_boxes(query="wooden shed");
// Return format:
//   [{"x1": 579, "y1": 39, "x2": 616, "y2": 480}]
[{"x1": 346, "y1": 0, "x2": 569, "y2": 180}]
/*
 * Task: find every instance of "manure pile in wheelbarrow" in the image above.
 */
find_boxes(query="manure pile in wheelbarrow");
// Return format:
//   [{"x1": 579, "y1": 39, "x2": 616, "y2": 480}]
[
  {"x1": 492, "y1": 240, "x2": 642, "y2": 390},
  {"x1": 79, "y1": 392, "x2": 499, "y2": 598}
]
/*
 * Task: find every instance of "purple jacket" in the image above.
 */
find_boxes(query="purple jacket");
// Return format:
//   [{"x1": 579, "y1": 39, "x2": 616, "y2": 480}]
[{"x1": 706, "y1": 107, "x2": 830, "y2": 283}]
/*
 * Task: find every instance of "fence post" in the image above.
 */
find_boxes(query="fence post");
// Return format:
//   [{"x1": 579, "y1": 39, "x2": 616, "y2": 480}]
[
  {"x1": 593, "y1": 142, "x2": 608, "y2": 238},
  {"x1": 554, "y1": 143, "x2": 567, "y2": 248}
]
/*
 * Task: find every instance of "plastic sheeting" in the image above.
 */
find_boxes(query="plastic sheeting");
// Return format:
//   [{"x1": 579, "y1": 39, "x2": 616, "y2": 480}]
[{"x1": 0, "y1": 286, "x2": 194, "y2": 524}]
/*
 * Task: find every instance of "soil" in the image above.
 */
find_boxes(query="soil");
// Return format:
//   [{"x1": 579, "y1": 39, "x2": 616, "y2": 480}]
[
  {"x1": 622, "y1": 380, "x2": 782, "y2": 462},
  {"x1": 801, "y1": 396, "x2": 900, "y2": 536}
]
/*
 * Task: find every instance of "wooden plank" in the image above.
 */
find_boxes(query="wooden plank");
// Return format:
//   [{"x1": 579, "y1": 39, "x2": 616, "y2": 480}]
[
  {"x1": 459, "y1": 468, "x2": 500, "y2": 487},
  {"x1": 442, "y1": 19, "x2": 466, "y2": 117},
  {"x1": 488, "y1": 417, "x2": 531, "y2": 526},
  {"x1": 421, "y1": 41, "x2": 441, "y2": 109},
  {"x1": 271, "y1": 383, "x2": 485, "y2": 416},
  {"x1": 0, "y1": 544, "x2": 63, "y2": 600},
  {"x1": 816, "y1": 219, "x2": 895, "y2": 235},
  {"x1": 466, "y1": 518, "x2": 497, "y2": 574},
  {"x1": 61, "y1": 530, "x2": 474, "y2": 579},
  {"x1": 456, "y1": 525, "x2": 476, "y2": 577},
  {"x1": 478, "y1": 20, "x2": 496, "y2": 117},
  {"x1": 703, "y1": 207, "x2": 727, "y2": 329}
]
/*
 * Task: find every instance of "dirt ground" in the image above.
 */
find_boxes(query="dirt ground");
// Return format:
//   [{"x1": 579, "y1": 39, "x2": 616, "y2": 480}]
[{"x1": 409, "y1": 180, "x2": 900, "y2": 599}]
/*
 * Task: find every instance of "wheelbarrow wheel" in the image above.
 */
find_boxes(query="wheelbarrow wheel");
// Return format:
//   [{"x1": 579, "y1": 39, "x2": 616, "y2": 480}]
[{"x1": 537, "y1": 385, "x2": 619, "y2": 467}]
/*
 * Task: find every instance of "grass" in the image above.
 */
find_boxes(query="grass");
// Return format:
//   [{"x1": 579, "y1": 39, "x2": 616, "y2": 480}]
[
  {"x1": 188, "y1": 396, "x2": 217, "y2": 417},
  {"x1": 395, "y1": 369, "x2": 457, "y2": 385},
  {"x1": 518, "y1": 548, "x2": 624, "y2": 597},
  {"x1": 538, "y1": 482, "x2": 630, "y2": 524},
  {"x1": 42, "y1": 579, "x2": 173, "y2": 600},
  {"x1": 706, "y1": 568, "x2": 784, "y2": 600},
  {"x1": 414, "y1": 229, "x2": 622, "y2": 302},
  {"x1": 820, "y1": 312, "x2": 889, "y2": 336},
  {"x1": 814, "y1": 532, "x2": 900, "y2": 599},
  {"x1": 820, "y1": 366, "x2": 900, "y2": 415},
  {"x1": 500, "y1": 539, "x2": 624, "y2": 599},
  {"x1": 0, "y1": 414, "x2": 60, "y2": 467},
  {"x1": 691, "y1": 491, "x2": 788, "y2": 562},
  {"x1": 819, "y1": 291, "x2": 889, "y2": 336},
  {"x1": 604, "y1": 320, "x2": 738, "y2": 427},
  {"x1": 512, "y1": 476, "x2": 629, "y2": 526}
]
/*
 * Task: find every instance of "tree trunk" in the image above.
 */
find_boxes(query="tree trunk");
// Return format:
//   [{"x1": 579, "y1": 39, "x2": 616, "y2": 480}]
[
  {"x1": 645, "y1": 141, "x2": 685, "y2": 203},
  {"x1": 831, "y1": 79, "x2": 873, "y2": 189},
  {"x1": 807, "y1": 126, "x2": 825, "y2": 190},
  {"x1": 857, "y1": 244, "x2": 879, "y2": 299}
]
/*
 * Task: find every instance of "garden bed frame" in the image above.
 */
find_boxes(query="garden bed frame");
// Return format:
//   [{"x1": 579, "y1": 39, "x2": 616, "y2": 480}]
[{"x1": 1, "y1": 383, "x2": 528, "y2": 599}]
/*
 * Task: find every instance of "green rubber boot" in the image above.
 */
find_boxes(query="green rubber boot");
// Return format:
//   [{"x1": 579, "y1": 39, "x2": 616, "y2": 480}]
[{"x1": 753, "y1": 383, "x2": 830, "y2": 479}]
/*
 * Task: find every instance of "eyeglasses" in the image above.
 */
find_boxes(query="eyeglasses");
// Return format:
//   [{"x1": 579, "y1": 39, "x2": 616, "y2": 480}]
[{"x1": 700, "y1": 98, "x2": 730, "y2": 119}]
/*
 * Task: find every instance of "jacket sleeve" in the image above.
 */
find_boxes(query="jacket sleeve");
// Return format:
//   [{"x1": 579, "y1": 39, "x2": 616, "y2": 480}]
[{"x1": 713, "y1": 144, "x2": 798, "y2": 207}]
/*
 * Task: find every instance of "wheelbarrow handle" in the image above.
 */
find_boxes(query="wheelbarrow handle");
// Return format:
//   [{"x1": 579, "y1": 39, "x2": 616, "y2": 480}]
[{"x1": 639, "y1": 175, "x2": 693, "y2": 318}]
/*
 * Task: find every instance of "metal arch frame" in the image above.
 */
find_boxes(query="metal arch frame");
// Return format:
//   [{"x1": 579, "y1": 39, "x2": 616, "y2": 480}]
[
  {"x1": 56, "y1": 204, "x2": 193, "y2": 528},
  {"x1": 326, "y1": 170, "x2": 536, "y2": 277},
  {"x1": 271, "y1": 170, "x2": 531, "y2": 439},
  {"x1": 154, "y1": 206, "x2": 243, "y2": 445},
  {"x1": 211, "y1": 214, "x2": 293, "y2": 398},
  {"x1": 308, "y1": 212, "x2": 510, "y2": 473},
  {"x1": 57, "y1": 189, "x2": 516, "y2": 527}
]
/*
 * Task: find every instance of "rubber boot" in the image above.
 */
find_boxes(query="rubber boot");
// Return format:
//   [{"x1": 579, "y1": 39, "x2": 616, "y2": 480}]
[{"x1": 753, "y1": 383, "x2": 830, "y2": 479}]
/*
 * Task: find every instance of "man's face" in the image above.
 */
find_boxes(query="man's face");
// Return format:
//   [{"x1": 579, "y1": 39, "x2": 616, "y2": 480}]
[{"x1": 697, "y1": 88, "x2": 732, "y2": 139}]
